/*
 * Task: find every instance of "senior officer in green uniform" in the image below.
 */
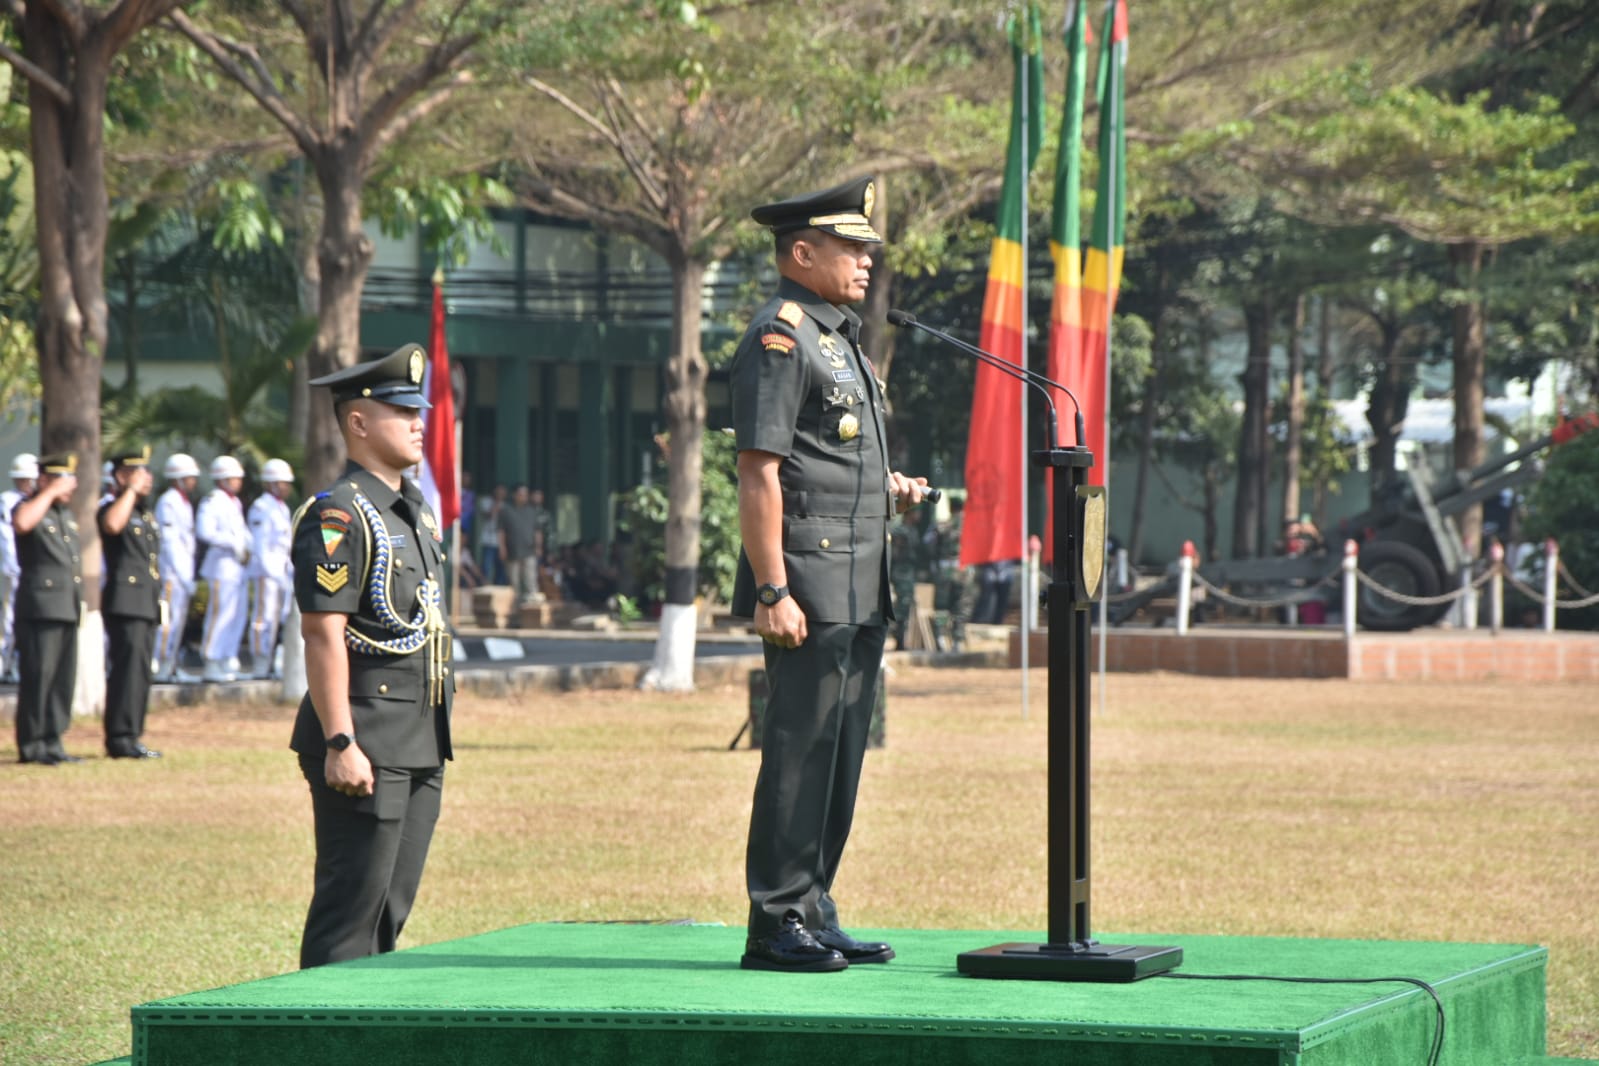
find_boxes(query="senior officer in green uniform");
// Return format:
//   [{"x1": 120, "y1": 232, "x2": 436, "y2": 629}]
[
  {"x1": 12, "y1": 453, "x2": 83, "y2": 765},
  {"x1": 290, "y1": 343, "x2": 454, "y2": 969},
  {"x1": 99, "y1": 446, "x2": 163, "y2": 759},
  {"x1": 731, "y1": 176, "x2": 930, "y2": 973}
]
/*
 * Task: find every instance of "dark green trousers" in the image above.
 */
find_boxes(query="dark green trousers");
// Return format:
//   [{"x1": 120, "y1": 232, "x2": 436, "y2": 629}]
[
  {"x1": 745, "y1": 621, "x2": 887, "y2": 937},
  {"x1": 14, "y1": 619, "x2": 76, "y2": 763},
  {"x1": 104, "y1": 615, "x2": 155, "y2": 755},
  {"x1": 298, "y1": 759, "x2": 444, "y2": 969}
]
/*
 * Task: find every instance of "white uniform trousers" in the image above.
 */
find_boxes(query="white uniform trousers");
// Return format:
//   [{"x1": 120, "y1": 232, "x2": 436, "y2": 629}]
[
  {"x1": 202, "y1": 559, "x2": 249, "y2": 666},
  {"x1": 249, "y1": 575, "x2": 291, "y2": 675},
  {"x1": 157, "y1": 578, "x2": 193, "y2": 677}
]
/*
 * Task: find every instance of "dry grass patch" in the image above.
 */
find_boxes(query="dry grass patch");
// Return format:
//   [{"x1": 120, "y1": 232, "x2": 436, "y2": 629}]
[{"x1": 0, "y1": 667, "x2": 1594, "y2": 1064}]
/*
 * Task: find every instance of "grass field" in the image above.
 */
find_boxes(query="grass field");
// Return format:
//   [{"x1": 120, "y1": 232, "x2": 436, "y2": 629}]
[{"x1": 1, "y1": 666, "x2": 1595, "y2": 1064}]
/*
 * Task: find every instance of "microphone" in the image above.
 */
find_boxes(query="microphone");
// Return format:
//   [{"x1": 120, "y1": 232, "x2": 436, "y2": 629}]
[{"x1": 886, "y1": 309, "x2": 1086, "y2": 448}]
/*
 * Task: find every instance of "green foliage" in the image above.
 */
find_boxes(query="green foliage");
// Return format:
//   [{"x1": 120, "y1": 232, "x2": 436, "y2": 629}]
[
  {"x1": 210, "y1": 179, "x2": 285, "y2": 253},
  {"x1": 0, "y1": 147, "x2": 38, "y2": 419},
  {"x1": 1522, "y1": 430, "x2": 1599, "y2": 628},
  {"x1": 616, "y1": 429, "x2": 740, "y2": 605},
  {"x1": 375, "y1": 173, "x2": 515, "y2": 266}
]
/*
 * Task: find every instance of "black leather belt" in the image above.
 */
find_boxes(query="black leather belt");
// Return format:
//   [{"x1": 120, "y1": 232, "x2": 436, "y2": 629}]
[{"x1": 782, "y1": 490, "x2": 892, "y2": 518}]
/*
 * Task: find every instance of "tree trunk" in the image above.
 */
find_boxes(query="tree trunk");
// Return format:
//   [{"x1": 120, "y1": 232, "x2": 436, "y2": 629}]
[
  {"x1": 642, "y1": 253, "x2": 706, "y2": 692},
  {"x1": 1312, "y1": 295, "x2": 1334, "y2": 526},
  {"x1": 1233, "y1": 296, "x2": 1272, "y2": 558},
  {"x1": 1365, "y1": 319, "x2": 1411, "y2": 495},
  {"x1": 305, "y1": 147, "x2": 374, "y2": 489},
  {"x1": 26, "y1": 13, "x2": 112, "y2": 617},
  {"x1": 1127, "y1": 321, "x2": 1160, "y2": 566},
  {"x1": 1281, "y1": 293, "x2": 1306, "y2": 526},
  {"x1": 1450, "y1": 240, "x2": 1487, "y2": 558}
]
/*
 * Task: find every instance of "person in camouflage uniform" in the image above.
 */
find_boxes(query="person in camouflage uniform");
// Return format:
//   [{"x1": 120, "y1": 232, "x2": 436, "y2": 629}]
[{"x1": 932, "y1": 495, "x2": 976, "y2": 651}]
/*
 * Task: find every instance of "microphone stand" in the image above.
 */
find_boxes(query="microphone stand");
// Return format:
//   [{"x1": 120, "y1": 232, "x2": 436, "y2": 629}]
[{"x1": 890, "y1": 310, "x2": 1182, "y2": 982}]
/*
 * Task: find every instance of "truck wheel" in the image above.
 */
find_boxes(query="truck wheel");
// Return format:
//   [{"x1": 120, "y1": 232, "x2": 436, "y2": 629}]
[{"x1": 1356, "y1": 541, "x2": 1449, "y2": 631}]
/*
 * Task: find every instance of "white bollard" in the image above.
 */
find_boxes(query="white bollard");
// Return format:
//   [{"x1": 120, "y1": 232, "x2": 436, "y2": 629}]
[
  {"x1": 1115, "y1": 547, "x2": 1130, "y2": 593},
  {"x1": 1543, "y1": 539, "x2": 1558, "y2": 633},
  {"x1": 1489, "y1": 541, "x2": 1504, "y2": 635},
  {"x1": 1176, "y1": 540, "x2": 1195, "y2": 637},
  {"x1": 1462, "y1": 567, "x2": 1479, "y2": 630},
  {"x1": 1342, "y1": 540, "x2": 1358, "y2": 641}
]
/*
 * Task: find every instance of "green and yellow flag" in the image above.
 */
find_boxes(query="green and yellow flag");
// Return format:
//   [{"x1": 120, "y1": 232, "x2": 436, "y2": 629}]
[
  {"x1": 1043, "y1": 0, "x2": 1092, "y2": 553},
  {"x1": 1078, "y1": 0, "x2": 1128, "y2": 486},
  {"x1": 962, "y1": 2, "x2": 1044, "y2": 568}
]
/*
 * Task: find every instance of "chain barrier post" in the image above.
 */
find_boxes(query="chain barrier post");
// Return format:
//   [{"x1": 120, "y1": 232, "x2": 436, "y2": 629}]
[
  {"x1": 1462, "y1": 566, "x2": 1479, "y2": 630},
  {"x1": 1342, "y1": 540, "x2": 1358, "y2": 641},
  {"x1": 1176, "y1": 540, "x2": 1196, "y2": 637},
  {"x1": 1489, "y1": 541, "x2": 1505, "y2": 635},
  {"x1": 1026, "y1": 536, "x2": 1042, "y2": 631},
  {"x1": 1543, "y1": 538, "x2": 1558, "y2": 633}
]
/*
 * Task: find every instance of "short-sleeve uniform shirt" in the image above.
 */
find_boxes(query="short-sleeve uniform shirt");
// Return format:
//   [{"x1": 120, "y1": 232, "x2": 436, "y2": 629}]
[
  {"x1": 729, "y1": 277, "x2": 894, "y2": 625},
  {"x1": 289, "y1": 461, "x2": 453, "y2": 769}
]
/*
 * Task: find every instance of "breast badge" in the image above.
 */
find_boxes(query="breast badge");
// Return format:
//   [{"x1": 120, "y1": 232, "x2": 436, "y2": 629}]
[{"x1": 838, "y1": 413, "x2": 860, "y2": 441}]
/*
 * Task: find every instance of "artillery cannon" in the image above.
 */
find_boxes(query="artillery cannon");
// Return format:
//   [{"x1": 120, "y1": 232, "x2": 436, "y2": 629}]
[{"x1": 1110, "y1": 413, "x2": 1599, "y2": 632}]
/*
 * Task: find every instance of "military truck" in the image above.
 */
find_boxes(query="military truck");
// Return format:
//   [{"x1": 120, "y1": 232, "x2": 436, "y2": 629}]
[{"x1": 1109, "y1": 413, "x2": 1599, "y2": 632}]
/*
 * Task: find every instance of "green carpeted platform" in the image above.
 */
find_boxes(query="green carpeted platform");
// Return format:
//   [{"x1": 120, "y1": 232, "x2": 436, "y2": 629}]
[{"x1": 131, "y1": 923, "x2": 1546, "y2": 1066}]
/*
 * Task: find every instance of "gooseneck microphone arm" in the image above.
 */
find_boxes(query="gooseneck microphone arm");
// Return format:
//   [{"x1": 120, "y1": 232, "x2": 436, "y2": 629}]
[{"x1": 886, "y1": 309, "x2": 1086, "y2": 449}]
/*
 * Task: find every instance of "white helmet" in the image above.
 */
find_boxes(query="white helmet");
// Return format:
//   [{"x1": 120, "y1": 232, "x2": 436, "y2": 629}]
[
  {"x1": 8, "y1": 453, "x2": 38, "y2": 480},
  {"x1": 260, "y1": 458, "x2": 294, "y2": 484},
  {"x1": 163, "y1": 453, "x2": 201, "y2": 480},
  {"x1": 210, "y1": 455, "x2": 245, "y2": 481}
]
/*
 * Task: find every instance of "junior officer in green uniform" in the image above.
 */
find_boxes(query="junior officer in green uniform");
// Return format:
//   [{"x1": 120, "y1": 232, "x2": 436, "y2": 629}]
[
  {"x1": 12, "y1": 453, "x2": 82, "y2": 765},
  {"x1": 99, "y1": 446, "x2": 163, "y2": 759},
  {"x1": 290, "y1": 343, "x2": 454, "y2": 969},
  {"x1": 731, "y1": 176, "x2": 930, "y2": 973}
]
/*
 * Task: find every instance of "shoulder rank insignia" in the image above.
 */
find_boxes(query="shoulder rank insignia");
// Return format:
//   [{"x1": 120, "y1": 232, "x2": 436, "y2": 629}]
[
  {"x1": 316, "y1": 562, "x2": 349, "y2": 593},
  {"x1": 762, "y1": 332, "x2": 797, "y2": 355},
  {"x1": 776, "y1": 301, "x2": 805, "y2": 328}
]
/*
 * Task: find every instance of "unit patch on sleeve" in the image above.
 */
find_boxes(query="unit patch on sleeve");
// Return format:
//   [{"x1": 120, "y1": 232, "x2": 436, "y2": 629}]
[
  {"x1": 776, "y1": 301, "x2": 805, "y2": 328},
  {"x1": 762, "y1": 332, "x2": 797, "y2": 355},
  {"x1": 315, "y1": 562, "x2": 350, "y2": 594}
]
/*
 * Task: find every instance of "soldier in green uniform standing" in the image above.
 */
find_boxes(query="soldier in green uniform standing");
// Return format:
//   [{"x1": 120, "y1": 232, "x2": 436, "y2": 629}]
[
  {"x1": 99, "y1": 446, "x2": 163, "y2": 759},
  {"x1": 933, "y1": 495, "x2": 976, "y2": 652},
  {"x1": 730, "y1": 176, "x2": 930, "y2": 973},
  {"x1": 12, "y1": 453, "x2": 82, "y2": 766},
  {"x1": 290, "y1": 343, "x2": 454, "y2": 969}
]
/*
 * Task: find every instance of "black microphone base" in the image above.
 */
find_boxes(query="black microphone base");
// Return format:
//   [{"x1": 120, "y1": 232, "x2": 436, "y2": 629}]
[{"x1": 957, "y1": 940, "x2": 1183, "y2": 983}]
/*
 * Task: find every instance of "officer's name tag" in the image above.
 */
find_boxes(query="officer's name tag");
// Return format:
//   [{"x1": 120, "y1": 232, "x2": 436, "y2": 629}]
[
  {"x1": 831, "y1": 369, "x2": 856, "y2": 382},
  {"x1": 390, "y1": 535, "x2": 406, "y2": 548}
]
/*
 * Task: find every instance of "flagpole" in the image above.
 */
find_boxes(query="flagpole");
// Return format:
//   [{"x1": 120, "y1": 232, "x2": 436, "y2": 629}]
[
  {"x1": 450, "y1": 419, "x2": 463, "y2": 624},
  {"x1": 1018, "y1": 4, "x2": 1030, "y2": 723},
  {"x1": 1096, "y1": 0, "x2": 1120, "y2": 713}
]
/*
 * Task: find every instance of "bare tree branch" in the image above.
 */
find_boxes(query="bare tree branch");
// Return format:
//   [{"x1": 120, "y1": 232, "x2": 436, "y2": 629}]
[
  {"x1": 594, "y1": 84, "x2": 669, "y2": 215},
  {"x1": 0, "y1": 38, "x2": 73, "y2": 106},
  {"x1": 167, "y1": 8, "x2": 320, "y2": 157},
  {"x1": 366, "y1": 72, "x2": 469, "y2": 159},
  {"x1": 359, "y1": 30, "x2": 478, "y2": 159},
  {"x1": 97, "y1": 0, "x2": 186, "y2": 54}
]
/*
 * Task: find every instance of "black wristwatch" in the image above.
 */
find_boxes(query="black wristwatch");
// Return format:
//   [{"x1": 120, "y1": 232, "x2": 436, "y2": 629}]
[
  {"x1": 326, "y1": 732, "x2": 356, "y2": 752},
  {"x1": 756, "y1": 583, "x2": 790, "y2": 607}
]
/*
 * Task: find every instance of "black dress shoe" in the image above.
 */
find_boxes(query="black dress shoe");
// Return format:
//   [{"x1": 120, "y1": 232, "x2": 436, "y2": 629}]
[
  {"x1": 18, "y1": 755, "x2": 59, "y2": 767},
  {"x1": 109, "y1": 746, "x2": 162, "y2": 759},
  {"x1": 741, "y1": 915, "x2": 848, "y2": 973},
  {"x1": 52, "y1": 753, "x2": 85, "y2": 764},
  {"x1": 814, "y1": 927, "x2": 895, "y2": 964}
]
